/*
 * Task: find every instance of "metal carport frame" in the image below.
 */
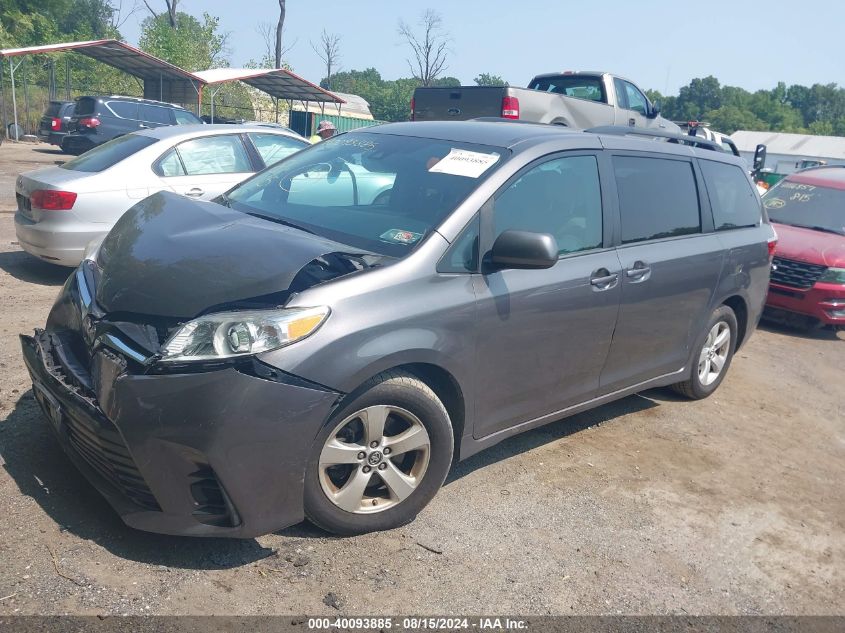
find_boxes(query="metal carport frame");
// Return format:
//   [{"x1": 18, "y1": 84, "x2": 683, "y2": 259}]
[{"x1": 0, "y1": 39, "x2": 203, "y2": 140}]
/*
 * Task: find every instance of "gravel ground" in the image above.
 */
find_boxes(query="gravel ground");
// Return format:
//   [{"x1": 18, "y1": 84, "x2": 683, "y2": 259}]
[{"x1": 0, "y1": 142, "x2": 842, "y2": 616}]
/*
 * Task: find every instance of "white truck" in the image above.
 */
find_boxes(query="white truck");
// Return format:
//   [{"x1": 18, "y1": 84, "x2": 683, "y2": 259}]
[{"x1": 411, "y1": 71, "x2": 680, "y2": 132}]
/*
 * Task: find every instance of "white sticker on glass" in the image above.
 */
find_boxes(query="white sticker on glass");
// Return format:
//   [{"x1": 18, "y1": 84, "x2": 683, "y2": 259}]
[{"x1": 428, "y1": 149, "x2": 500, "y2": 178}]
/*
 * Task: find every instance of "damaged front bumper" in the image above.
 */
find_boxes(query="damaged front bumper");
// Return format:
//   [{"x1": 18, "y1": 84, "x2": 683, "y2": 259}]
[{"x1": 20, "y1": 330, "x2": 341, "y2": 538}]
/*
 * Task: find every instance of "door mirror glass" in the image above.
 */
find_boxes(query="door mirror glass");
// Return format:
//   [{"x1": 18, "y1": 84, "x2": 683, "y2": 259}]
[
  {"x1": 649, "y1": 100, "x2": 661, "y2": 118},
  {"x1": 489, "y1": 230, "x2": 558, "y2": 270}
]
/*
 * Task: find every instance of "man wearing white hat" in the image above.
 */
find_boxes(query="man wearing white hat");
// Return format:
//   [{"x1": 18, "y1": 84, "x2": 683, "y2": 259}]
[{"x1": 310, "y1": 120, "x2": 337, "y2": 143}]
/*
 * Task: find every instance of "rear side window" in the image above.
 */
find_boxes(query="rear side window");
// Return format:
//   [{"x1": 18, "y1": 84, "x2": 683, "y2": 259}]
[
  {"x1": 108, "y1": 101, "x2": 138, "y2": 119},
  {"x1": 613, "y1": 156, "x2": 701, "y2": 243},
  {"x1": 60, "y1": 134, "x2": 158, "y2": 173},
  {"x1": 248, "y1": 132, "x2": 308, "y2": 166},
  {"x1": 156, "y1": 149, "x2": 186, "y2": 176},
  {"x1": 74, "y1": 97, "x2": 97, "y2": 116},
  {"x1": 140, "y1": 104, "x2": 172, "y2": 124},
  {"x1": 174, "y1": 109, "x2": 202, "y2": 125},
  {"x1": 699, "y1": 160, "x2": 761, "y2": 230}
]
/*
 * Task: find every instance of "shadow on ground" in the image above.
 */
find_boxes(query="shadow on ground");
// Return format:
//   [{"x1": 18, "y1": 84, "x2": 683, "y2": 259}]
[
  {"x1": 2, "y1": 387, "x2": 664, "y2": 562},
  {"x1": 0, "y1": 249, "x2": 70, "y2": 286},
  {"x1": 758, "y1": 318, "x2": 842, "y2": 342},
  {"x1": 32, "y1": 148, "x2": 67, "y2": 156}
]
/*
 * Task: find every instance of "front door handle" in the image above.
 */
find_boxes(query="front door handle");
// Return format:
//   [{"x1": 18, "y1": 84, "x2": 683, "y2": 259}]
[
  {"x1": 590, "y1": 269, "x2": 619, "y2": 291},
  {"x1": 138, "y1": 124, "x2": 150, "y2": 129},
  {"x1": 626, "y1": 261, "x2": 651, "y2": 281},
  {"x1": 185, "y1": 187, "x2": 204, "y2": 197}
]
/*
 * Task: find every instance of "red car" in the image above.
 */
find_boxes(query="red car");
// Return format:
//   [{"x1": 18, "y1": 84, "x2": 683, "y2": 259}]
[{"x1": 763, "y1": 166, "x2": 845, "y2": 329}]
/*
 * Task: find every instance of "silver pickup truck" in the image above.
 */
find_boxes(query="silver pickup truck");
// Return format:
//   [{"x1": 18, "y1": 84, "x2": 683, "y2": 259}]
[{"x1": 412, "y1": 71, "x2": 680, "y2": 133}]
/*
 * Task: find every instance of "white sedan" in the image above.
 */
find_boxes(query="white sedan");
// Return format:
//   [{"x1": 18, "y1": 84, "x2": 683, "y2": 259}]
[{"x1": 14, "y1": 124, "x2": 309, "y2": 266}]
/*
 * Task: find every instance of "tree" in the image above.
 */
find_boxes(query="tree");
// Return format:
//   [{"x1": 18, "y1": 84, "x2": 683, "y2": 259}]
[
  {"x1": 142, "y1": 0, "x2": 178, "y2": 28},
  {"x1": 311, "y1": 29, "x2": 341, "y2": 91},
  {"x1": 398, "y1": 9, "x2": 449, "y2": 87},
  {"x1": 138, "y1": 11, "x2": 228, "y2": 71},
  {"x1": 474, "y1": 73, "x2": 507, "y2": 87},
  {"x1": 256, "y1": 21, "x2": 294, "y2": 68},
  {"x1": 702, "y1": 106, "x2": 766, "y2": 134},
  {"x1": 274, "y1": 0, "x2": 286, "y2": 68}
]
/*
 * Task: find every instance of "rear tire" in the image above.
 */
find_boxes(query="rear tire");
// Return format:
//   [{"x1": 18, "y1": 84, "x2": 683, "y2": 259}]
[
  {"x1": 304, "y1": 370, "x2": 453, "y2": 535},
  {"x1": 671, "y1": 305, "x2": 738, "y2": 400}
]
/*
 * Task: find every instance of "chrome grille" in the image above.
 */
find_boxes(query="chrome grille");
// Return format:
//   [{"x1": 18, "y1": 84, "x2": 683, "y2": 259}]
[{"x1": 770, "y1": 257, "x2": 827, "y2": 290}]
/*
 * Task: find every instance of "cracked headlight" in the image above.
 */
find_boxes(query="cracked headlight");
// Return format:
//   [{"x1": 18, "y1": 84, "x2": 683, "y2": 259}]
[{"x1": 160, "y1": 306, "x2": 330, "y2": 362}]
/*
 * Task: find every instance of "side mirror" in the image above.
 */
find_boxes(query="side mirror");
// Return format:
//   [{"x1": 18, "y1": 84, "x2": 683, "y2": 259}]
[
  {"x1": 489, "y1": 230, "x2": 558, "y2": 270},
  {"x1": 648, "y1": 100, "x2": 661, "y2": 119},
  {"x1": 753, "y1": 144, "x2": 767, "y2": 172}
]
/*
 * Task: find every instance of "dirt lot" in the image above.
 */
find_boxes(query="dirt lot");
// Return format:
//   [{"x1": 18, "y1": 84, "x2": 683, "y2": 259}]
[{"x1": 0, "y1": 141, "x2": 842, "y2": 616}]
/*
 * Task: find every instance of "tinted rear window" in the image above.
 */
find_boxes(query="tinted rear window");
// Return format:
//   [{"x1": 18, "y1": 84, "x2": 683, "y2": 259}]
[
  {"x1": 700, "y1": 160, "x2": 761, "y2": 230},
  {"x1": 108, "y1": 101, "x2": 139, "y2": 119},
  {"x1": 75, "y1": 97, "x2": 97, "y2": 116},
  {"x1": 45, "y1": 102, "x2": 67, "y2": 117},
  {"x1": 140, "y1": 104, "x2": 172, "y2": 124},
  {"x1": 613, "y1": 156, "x2": 701, "y2": 243},
  {"x1": 528, "y1": 75, "x2": 606, "y2": 102},
  {"x1": 60, "y1": 134, "x2": 158, "y2": 172}
]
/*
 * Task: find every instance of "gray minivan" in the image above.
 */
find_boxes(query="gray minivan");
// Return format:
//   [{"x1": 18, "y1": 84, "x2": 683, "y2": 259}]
[{"x1": 21, "y1": 121, "x2": 775, "y2": 537}]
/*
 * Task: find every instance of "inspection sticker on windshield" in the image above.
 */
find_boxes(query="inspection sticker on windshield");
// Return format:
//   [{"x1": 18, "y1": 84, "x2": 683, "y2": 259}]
[
  {"x1": 381, "y1": 229, "x2": 423, "y2": 245},
  {"x1": 429, "y1": 149, "x2": 500, "y2": 178}
]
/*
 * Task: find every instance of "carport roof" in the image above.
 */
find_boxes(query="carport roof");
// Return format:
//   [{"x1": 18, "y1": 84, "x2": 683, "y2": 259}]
[
  {"x1": 193, "y1": 67, "x2": 344, "y2": 104},
  {"x1": 0, "y1": 39, "x2": 199, "y2": 84}
]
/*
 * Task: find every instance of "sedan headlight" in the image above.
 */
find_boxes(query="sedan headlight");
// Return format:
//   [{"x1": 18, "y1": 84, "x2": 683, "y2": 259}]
[
  {"x1": 160, "y1": 306, "x2": 330, "y2": 362},
  {"x1": 818, "y1": 267, "x2": 845, "y2": 284}
]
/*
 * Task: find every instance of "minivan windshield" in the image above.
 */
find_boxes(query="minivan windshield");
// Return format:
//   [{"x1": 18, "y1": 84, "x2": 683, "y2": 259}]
[
  {"x1": 764, "y1": 179, "x2": 845, "y2": 236},
  {"x1": 60, "y1": 134, "x2": 158, "y2": 173},
  {"x1": 225, "y1": 132, "x2": 508, "y2": 257}
]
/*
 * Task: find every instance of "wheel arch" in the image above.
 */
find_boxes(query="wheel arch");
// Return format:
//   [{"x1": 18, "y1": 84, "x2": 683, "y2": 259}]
[
  {"x1": 336, "y1": 360, "x2": 467, "y2": 461},
  {"x1": 721, "y1": 294, "x2": 749, "y2": 349}
]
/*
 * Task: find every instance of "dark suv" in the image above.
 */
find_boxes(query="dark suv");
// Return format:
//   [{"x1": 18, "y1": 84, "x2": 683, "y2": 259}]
[
  {"x1": 37, "y1": 100, "x2": 75, "y2": 146},
  {"x1": 21, "y1": 122, "x2": 776, "y2": 537},
  {"x1": 60, "y1": 95, "x2": 202, "y2": 155}
]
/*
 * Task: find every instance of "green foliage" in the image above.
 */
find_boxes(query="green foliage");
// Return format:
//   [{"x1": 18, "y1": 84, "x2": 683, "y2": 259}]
[
  {"x1": 321, "y1": 68, "x2": 418, "y2": 122},
  {"x1": 138, "y1": 11, "x2": 228, "y2": 72},
  {"x1": 657, "y1": 76, "x2": 845, "y2": 136},
  {"x1": 0, "y1": 0, "x2": 135, "y2": 134},
  {"x1": 474, "y1": 73, "x2": 508, "y2": 87}
]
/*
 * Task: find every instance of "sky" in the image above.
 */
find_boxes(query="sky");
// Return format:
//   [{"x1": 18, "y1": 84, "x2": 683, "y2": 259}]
[{"x1": 120, "y1": 0, "x2": 845, "y2": 95}]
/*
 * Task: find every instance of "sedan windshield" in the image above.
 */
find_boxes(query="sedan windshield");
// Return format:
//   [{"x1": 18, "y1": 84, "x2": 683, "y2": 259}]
[
  {"x1": 764, "y1": 179, "x2": 845, "y2": 236},
  {"x1": 225, "y1": 131, "x2": 508, "y2": 256}
]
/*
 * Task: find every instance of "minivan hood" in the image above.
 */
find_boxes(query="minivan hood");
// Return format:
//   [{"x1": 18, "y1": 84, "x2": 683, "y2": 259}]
[
  {"x1": 95, "y1": 191, "x2": 381, "y2": 318},
  {"x1": 772, "y1": 222, "x2": 845, "y2": 268}
]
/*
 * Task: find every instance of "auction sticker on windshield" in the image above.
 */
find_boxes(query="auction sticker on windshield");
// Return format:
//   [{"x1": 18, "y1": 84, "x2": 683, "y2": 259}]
[
  {"x1": 429, "y1": 148, "x2": 500, "y2": 178},
  {"x1": 380, "y1": 229, "x2": 423, "y2": 245}
]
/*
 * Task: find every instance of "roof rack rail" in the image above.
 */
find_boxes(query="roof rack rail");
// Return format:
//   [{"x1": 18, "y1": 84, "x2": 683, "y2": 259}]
[{"x1": 585, "y1": 125, "x2": 723, "y2": 152}]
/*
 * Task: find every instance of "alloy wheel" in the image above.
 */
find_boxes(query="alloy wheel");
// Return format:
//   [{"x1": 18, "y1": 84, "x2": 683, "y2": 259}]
[
  {"x1": 698, "y1": 321, "x2": 731, "y2": 386},
  {"x1": 318, "y1": 405, "x2": 431, "y2": 514}
]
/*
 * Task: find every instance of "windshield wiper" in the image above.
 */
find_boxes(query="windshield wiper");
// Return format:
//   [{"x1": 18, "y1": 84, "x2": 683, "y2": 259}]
[
  {"x1": 243, "y1": 210, "x2": 317, "y2": 235},
  {"x1": 786, "y1": 223, "x2": 845, "y2": 236}
]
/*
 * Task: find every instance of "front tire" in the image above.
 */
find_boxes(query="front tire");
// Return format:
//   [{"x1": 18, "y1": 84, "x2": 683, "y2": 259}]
[
  {"x1": 304, "y1": 370, "x2": 453, "y2": 535},
  {"x1": 671, "y1": 305, "x2": 738, "y2": 400}
]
